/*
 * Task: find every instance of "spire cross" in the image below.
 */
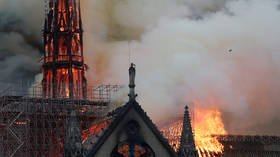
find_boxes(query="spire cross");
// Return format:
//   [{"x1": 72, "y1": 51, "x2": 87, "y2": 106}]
[{"x1": 128, "y1": 63, "x2": 137, "y2": 101}]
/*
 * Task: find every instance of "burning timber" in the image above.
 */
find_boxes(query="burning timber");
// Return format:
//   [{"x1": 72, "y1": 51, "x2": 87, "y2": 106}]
[
  {"x1": 42, "y1": 0, "x2": 87, "y2": 99},
  {"x1": 160, "y1": 116, "x2": 280, "y2": 157}
]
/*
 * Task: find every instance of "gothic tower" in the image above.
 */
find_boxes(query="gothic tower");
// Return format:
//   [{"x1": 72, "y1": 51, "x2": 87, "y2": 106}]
[
  {"x1": 178, "y1": 105, "x2": 199, "y2": 157},
  {"x1": 42, "y1": 0, "x2": 87, "y2": 99}
]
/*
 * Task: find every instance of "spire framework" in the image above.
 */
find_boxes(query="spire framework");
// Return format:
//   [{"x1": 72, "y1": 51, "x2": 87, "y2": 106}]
[{"x1": 42, "y1": 0, "x2": 87, "y2": 99}]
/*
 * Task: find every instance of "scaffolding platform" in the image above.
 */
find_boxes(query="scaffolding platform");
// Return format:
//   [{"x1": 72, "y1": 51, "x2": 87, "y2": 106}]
[{"x1": 0, "y1": 84, "x2": 123, "y2": 157}]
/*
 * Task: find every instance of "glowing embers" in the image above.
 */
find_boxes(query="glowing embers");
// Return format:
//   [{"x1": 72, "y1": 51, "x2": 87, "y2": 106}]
[
  {"x1": 43, "y1": 69, "x2": 53, "y2": 98},
  {"x1": 69, "y1": 0, "x2": 81, "y2": 30},
  {"x1": 54, "y1": 0, "x2": 81, "y2": 31},
  {"x1": 58, "y1": 37, "x2": 69, "y2": 61},
  {"x1": 55, "y1": 35, "x2": 82, "y2": 62},
  {"x1": 68, "y1": 0, "x2": 76, "y2": 30},
  {"x1": 57, "y1": 68, "x2": 70, "y2": 98},
  {"x1": 71, "y1": 33, "x2": 82, "y2": 59},
  {"x1": 82, "y1": 120, "x2": 112, "y2": 141},
  {"x1": 43, "y1": 67, "x2": 85, "y2": 99},
  {"x1": 72, "y1": 68, "x2": 83, "y2": 98},
  {"x1": 160, "y1": 118, "x2": 182, "y2": 150},
  {"x1": 82, "y1": 119, "x2": 112, "y2": 150},
  {"x1": 57, "y1": 0, "x2": 68, "y2": 31},
  {"x1": 44, "y1": 35, "x2": 54, "y2": 63},
  {"x1": 60, "y1": 27, "x2": 65, "y2": 31}
]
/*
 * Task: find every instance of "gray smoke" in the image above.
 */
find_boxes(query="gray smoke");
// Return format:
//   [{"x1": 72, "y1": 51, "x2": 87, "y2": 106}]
[
  {"x1": 1, "y1": 0, "x2": 280, "y2": 135},
  {"x1": 82, "y1": 0, "x2": 280, "y2": 135},
  {"x1": 0, "y1": 0, "x2": 43, "y2": 83}
]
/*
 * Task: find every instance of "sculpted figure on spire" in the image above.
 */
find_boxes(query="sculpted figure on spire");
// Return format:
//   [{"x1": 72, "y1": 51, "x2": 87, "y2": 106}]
[{"x1": 128, "y1": 63, "x2": 137, "y2": 102}]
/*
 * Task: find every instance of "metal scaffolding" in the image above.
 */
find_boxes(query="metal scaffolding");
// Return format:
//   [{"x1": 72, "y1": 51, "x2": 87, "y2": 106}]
[{"x1": 0, "y1": 84, "x2": 123, "y2": 157}]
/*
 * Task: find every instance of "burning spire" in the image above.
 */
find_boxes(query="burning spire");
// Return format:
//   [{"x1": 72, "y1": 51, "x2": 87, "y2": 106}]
[
  {"x1": 42, "y1": 0, "x2": 87, "y2": 99},
  {"x1": 178, "y1": 105, "x2": 199, "y2": 157}
]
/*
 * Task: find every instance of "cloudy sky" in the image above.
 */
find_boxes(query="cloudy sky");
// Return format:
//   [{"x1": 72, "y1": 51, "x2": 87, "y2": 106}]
[{"x1": 0, "y1": 0, "x2": 280, "y2": 135}]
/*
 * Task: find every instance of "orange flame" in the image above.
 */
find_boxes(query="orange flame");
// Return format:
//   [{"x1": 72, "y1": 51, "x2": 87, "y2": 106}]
[
  {"x1": 161, "y1": 100, "x2": 227, "y2": 157},
  {"x1": 193, "y1": 104, "x2": 227, "y2": 156}
]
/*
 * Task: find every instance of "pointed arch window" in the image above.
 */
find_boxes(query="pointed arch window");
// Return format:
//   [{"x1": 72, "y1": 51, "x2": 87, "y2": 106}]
[{"x1": 111, "y1": 120, "x2": 155, "y2": 157}]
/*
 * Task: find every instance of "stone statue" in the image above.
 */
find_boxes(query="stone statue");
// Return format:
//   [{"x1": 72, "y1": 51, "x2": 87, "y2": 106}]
[{"x1": 128, "y1": 63, "x2": 137, "y2": 101}]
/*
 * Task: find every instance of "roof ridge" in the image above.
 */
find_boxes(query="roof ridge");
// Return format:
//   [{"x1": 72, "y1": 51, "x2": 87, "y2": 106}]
[{"x1": 86, "y1": 101, "x2": 177, "y2": 156}]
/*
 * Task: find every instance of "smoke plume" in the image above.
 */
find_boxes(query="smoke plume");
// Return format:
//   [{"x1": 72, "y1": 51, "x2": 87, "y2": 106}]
[
  {"x1": 82, "y1": 0, "x2": 280, "y2": 135},
  {"x1": 0, "y1": 0, "x2": 43, "y2": 83},
  {"x1": 1, "y1": 0, "x2": 280, "y2": 135}
]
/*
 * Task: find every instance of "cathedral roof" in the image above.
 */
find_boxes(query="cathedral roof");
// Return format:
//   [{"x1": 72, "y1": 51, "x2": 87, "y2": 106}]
[
  {"x1": 82, "y1": 118, "x2": 112, "y2": 150},
  {"x1": 86, "y1": 100, "x2": 177, "y2": 156}
]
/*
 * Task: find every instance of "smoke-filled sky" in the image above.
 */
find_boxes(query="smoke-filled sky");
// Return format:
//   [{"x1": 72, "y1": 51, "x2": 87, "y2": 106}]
[
  {"x1": 1, "y1": 0, "x2": 280, "y2": 135},
  {"x1": 0, "y1": 0, "x2": 43, "y2": 82}
]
